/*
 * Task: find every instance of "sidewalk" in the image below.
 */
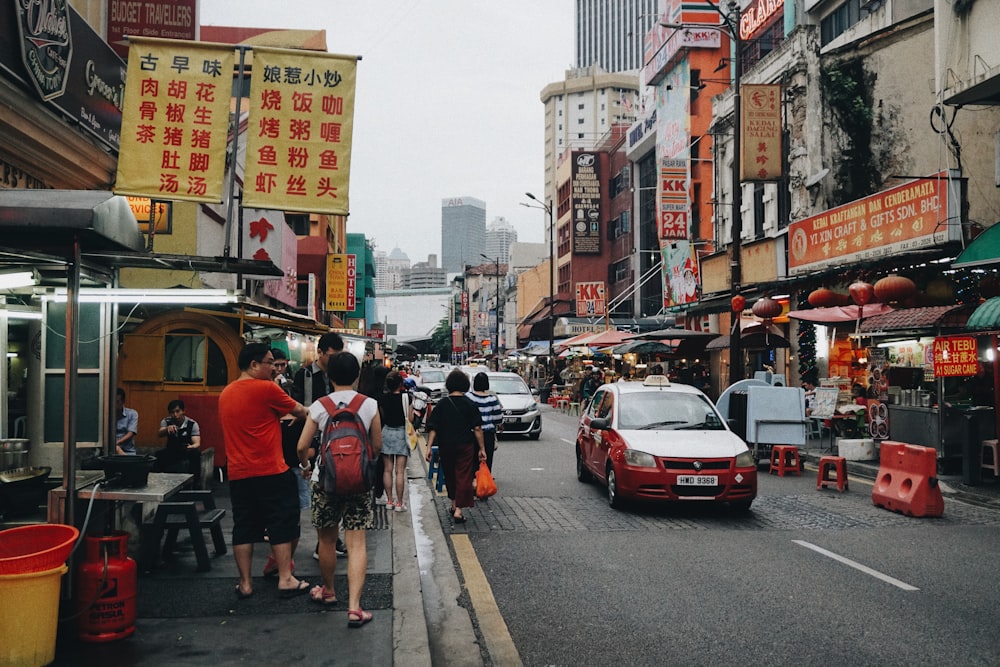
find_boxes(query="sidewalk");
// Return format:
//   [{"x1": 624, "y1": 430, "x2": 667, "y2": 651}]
[{"x1": 48, "y1": 453, "x2": 458, "y2": 666}]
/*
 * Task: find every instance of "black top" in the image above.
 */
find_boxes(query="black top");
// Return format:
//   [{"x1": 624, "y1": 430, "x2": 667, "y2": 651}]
[
  {"x1": 379, "y1": 392, "x2": 406, "y2": 428},
  {"x1": 427, "y1": 395, "x2": 482, "y2": 449}
]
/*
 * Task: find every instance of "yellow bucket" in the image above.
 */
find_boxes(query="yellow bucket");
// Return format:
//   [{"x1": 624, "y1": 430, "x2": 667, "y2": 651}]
[{"x1": 0, "y1": 565, "x2": 67, "y2": 667}]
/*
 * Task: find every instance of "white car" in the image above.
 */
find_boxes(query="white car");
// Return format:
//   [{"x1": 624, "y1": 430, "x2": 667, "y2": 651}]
[
  {"x1": 484, "y1": 371, "x2": 542, "y2": 440},
  {"x1": 413, "y1": 366, "x2": 448, "y2": 401},
  {"x1": 575, "y1": 375, "x2": 757, "y2": 510}
]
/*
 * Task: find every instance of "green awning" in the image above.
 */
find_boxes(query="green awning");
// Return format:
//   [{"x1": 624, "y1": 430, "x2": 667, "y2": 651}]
[
  {"x1": 953, "y1": 224, "x2": 1000, "y2": 268},
  {"x1": 967, "y1": 296, "x2": 1000, "y2": 331}
]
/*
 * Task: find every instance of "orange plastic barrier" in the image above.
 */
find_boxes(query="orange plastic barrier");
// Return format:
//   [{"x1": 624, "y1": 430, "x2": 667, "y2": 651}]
[{"x1": 871, "y1": 441, "x2": 944, "y2": 517}]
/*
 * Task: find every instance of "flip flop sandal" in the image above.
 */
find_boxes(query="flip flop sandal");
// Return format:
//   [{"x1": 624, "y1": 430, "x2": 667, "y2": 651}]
[
  {"x1": 235, "y1": 585, "x2": 254, "y2": 600},
  {"x1": 347, "y1": 608, "x2": 373, "y2": 628},
  {"x1": 278, "y1": 580, "x2": 310, "y2": 599},
  {"x1": 309, "y1": 585, "x2": 338, "y2": 606},
  {"x1": 263, "y1": 557, "x2": 294, "y2": 577}
]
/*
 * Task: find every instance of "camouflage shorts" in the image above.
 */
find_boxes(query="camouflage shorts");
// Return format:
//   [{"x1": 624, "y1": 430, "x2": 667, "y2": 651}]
[{"x1": 310, "y1": 483, "x2": 373, "y2": 531}]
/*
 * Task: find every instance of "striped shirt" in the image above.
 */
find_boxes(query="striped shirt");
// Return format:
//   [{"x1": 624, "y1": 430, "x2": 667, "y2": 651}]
[{"x1": 465, "y1": 391, "x2": 503, "y2": 431}]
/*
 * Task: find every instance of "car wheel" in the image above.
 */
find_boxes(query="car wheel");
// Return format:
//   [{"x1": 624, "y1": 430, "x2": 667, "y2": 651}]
[
  {"x1": 576, "y1": 447, "x2": 592, "y2": 483},
  {"x1": 607, "y1": 464, "x2": 624, "y2": 510},
  {"x1": 730, "y1": 499, "x2": 753, "y2": 512}
]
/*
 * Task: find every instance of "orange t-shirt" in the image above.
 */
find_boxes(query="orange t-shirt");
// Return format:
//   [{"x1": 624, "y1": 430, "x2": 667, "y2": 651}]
[{"x1": 219, "y1": 378, "x2": 299, "y2": 481}]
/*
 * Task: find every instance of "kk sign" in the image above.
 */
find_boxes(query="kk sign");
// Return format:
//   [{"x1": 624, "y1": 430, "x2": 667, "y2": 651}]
[
  {"x1": 933, "y1": 336, "x2": 978, "y2": 377},
  {"x1": 576, "y1": 281, "x2": 606, "y2": 317},
  {"x1": 326, "y1": 254, "x2": 356, "y2": 311}
]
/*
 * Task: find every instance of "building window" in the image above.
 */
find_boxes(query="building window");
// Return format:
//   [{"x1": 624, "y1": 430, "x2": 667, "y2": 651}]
[
  {"x1": 578, "y1": 118, "x2": 585, "y2": 125},
  {"x1": 578, "y1": 103, "x2": 585, "y2": 110},
  {"x1": 820, "y1": 0, "x2": 861, "y2": 46}
]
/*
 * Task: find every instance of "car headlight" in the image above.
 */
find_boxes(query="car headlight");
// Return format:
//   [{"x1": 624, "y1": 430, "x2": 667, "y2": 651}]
[
  {"x1": 735, "y1": 451, "x2": 755, "y2": 468},
  {"x1": 527, "y1": 402, "x2": 538, "y2": 411},
  {"x1": 623, "y1": 449, "x2": 657, "y2": 467}
]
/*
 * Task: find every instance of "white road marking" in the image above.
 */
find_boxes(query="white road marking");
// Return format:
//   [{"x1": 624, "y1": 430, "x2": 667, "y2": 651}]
[
  {"x1": 792, "y1": 540, "x2": 919, "y2": 591},
  {"x1": 560, "y1": 438, "x2": 575, "y2": 444},
  {"x1": 530, "y1": 468, "x2": 545, "y2": 471}
]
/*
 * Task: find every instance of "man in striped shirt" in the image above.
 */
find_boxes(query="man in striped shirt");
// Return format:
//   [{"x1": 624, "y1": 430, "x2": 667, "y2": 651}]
[{"x1": 466, "y1": 372, "x2": 504, "y2": 472}]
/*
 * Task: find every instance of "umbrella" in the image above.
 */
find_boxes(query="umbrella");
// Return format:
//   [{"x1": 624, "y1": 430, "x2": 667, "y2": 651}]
[
  {"x1": 612, "y1": 340, "x2": 676, "y2": 355},
  {"x1": 624, "y1": 327, "x2": 719, "y2": 341},
  {"x1": 705, "y1": 324, "x2": 790, "y2": 350},
  {"x1": 787, "y1": 303, "x2": 894, "y2": 323},
  {"x1": 580, "y1": 329, "x2": 633, "y2": 347}
]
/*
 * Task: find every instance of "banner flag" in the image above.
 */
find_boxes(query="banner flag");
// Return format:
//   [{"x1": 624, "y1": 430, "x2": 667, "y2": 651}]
[
  {"x1": 244, "y1": 47, "x2": 358, "y2": 215},
  {"x1": 115, "y1": 37, "x2": 235, "y2": 203}
]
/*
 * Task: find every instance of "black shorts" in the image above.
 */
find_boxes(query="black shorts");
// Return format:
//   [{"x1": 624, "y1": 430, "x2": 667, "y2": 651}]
[{"x1": 229, "y1": 469, "x2": 301, "y2": 546}]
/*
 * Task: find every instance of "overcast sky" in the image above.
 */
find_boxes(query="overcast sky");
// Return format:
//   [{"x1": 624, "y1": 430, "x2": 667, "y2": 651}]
[{"x1": 200, "y1": 0, "x2": 575, "y2": 265}]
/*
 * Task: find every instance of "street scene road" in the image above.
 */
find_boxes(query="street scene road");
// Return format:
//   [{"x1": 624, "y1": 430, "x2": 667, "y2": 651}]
[{"x1": 446, "y1": 406, "x2": 1000, "y2": 667}]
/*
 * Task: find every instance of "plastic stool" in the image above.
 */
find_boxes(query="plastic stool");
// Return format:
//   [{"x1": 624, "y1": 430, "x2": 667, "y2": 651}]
[
  {"x1": 426, "y1": 445, "x2": 445, "y2": 492},
  {"x1": 817, "y1": 455, "x2": 848, "y2": 492},
  {"x1": 556, "y1": 397, "x2": 570, "y2": 412},
  {"x1": 982, "y1": 439, "x2": 1000, "y2": 478},
  {"x1": 768, "y1": 445, "x2": 801, "y2": 477},
  {"x1": 568, "y1": 402, "x2": 581, "y2": 416}
]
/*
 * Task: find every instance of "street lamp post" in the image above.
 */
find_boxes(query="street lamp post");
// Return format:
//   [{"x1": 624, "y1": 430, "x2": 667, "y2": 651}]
[
  {"x1": 524, "y1": 192, "x2": 555, "y2": 374},
  {"x1": 662, "y1": 0, "x2": 743, "y2": 383},
  {"x1": 480, "y1": 253, "x2": 502, "y2": 370}
]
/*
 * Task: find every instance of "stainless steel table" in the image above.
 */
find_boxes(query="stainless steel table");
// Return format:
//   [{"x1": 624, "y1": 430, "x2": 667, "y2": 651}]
[{"x1": 48, "y1": 473, "x2": 193, "y2": 523}]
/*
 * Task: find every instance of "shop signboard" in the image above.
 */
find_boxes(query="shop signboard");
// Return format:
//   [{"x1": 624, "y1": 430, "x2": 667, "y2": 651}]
[
  {"x1": 570, "y1": 152, "x2": 601, "y2": 255},
  {"x1": 932, "y1": 336, "x2": 978, "y2": 377},
  {"x1": 106, "y1": 0, "x2": 197, "y2": 59},
  {"x1": 325, "y1": 253, "x2": 356, "y2": 311},
  {"x1": 575, "y1": 281, "x2": 606, "y2": 317},
  {"x1": 740, "y1": 84, "x2": 782, "y2": 181},
  {"x1": 788, "y1": 172, "x2": 960, "y2": 275}
]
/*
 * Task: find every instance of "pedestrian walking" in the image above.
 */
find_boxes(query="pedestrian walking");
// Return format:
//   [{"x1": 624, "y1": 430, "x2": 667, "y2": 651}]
[
  {"x1": 219, "y1": 343, "x2": 310, "y2": 600},
  {"x1": 466, "y1": 372, "x2": 503, "y2": 472},
  {"x1": 378, "y1": 371, "x2": 412, "y2": 511},
  {"x1": 296, "y1": 352, "x2": 383, "y2": 627},
  {"x1": 425, "y1": 369, "x2": 486, "y2": 523}
]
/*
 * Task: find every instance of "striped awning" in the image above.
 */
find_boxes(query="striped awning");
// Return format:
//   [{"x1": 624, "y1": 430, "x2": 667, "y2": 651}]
[{"x1": 967, "y1": 297, "x2": 1000, "y2": 331}]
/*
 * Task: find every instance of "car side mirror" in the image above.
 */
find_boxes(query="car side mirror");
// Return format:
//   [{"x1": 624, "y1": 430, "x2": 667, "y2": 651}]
[
  {"x1": 531, "y1": 388, "x2": 539, "y2": 397},
  {"x1": 589, "y1": 417, "x2": 609, "y2": 431}
]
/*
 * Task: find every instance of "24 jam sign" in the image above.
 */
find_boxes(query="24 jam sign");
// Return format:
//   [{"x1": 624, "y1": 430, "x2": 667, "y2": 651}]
[
  {"x1": 16, "y1": 0, "x2": 73, "y2": 101},
  {"x1": 575, "y1": 281, "x2": 606, "y2": 317}
]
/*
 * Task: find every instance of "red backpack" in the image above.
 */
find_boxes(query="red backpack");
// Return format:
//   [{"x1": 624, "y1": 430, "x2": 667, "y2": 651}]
[{"x1": 317, "y1": 394, "x2": 377, "y2": 496}]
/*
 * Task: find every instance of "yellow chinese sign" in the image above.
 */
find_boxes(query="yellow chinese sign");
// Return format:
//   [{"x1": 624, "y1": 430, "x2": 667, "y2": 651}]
[
  {"x1": 326, "y1": 254, "x2": 357, "y2": 311},
  {"x1": 740, "y1": 84, "x2": 782, "y2": 181},
  {"x1": 933, "y1": 336, "x2": 978, "y2": 377},
  {"x1": 116, "y1": 38, "x2": 235, "y2": 203},
  {"x1": 244, "y1": 47, "x2": 358, "y2": 215}
]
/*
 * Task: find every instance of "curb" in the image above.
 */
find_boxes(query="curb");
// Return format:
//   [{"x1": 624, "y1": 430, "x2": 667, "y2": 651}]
[{"x1": 393, "y1": 454, "x2": 433, "y2": 667}]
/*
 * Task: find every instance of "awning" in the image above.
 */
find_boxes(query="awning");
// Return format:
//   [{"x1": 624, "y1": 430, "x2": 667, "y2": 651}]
[
  {"x1": 612, "y1": 340, "x2": 676, "y2": 355},
  {"x1": 625, "y1": 327, "x2": 719, "y2": 341},
  {"x1": 787, "y1": 303, "x2": 895, "y2": 324},
  {"x1": 0, "y1": 190, "x2": 144, "y2": 253},
  {"x1": 858, "y1": 304, "x2": 973, "y2": 333},
  {"x1": 952, "y1": 223, "x2": 1000, "y2": 268},
  {"x1": 705, "y1": 325, "x2": 790, "y2": 350},
  {"x1": 967, "y1": 297, "x2": 1000, "y2": 331}
]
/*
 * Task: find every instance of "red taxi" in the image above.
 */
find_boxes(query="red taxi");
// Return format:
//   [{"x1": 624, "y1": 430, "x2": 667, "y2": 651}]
[{"x1": 575, "y1": 375, "x2": 757, "y2": 511}]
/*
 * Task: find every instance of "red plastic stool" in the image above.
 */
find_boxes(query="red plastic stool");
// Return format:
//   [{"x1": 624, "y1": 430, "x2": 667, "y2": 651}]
[
  {"x1": 817, "y1": 455, "x2": 848, "y2": 492},
  {"x1": 768, "y1": 445, "x2": 801, "y2": 477}
]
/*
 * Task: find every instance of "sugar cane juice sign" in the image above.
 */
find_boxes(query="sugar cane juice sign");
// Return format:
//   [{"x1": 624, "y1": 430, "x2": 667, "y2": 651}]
[
  {"x1": 787, "y1": 172, "x2": 959, "y2": 275},
  {"x1": 933, "y1": 336, "x2": 978, "y2": 377}
]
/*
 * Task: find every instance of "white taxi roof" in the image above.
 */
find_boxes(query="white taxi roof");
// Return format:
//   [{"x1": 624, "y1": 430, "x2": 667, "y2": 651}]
[{"x1": 608, "y1": 375, "x2": 705, "y2": 397}]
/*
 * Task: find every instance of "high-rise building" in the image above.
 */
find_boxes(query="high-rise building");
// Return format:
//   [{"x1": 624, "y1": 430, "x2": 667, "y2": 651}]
[
  {"x1": 440, "y1": 197, "x2": 486, "y2": 273},
  {"x1": 485, "y1": 216, "x2": 517, "y2": 265},
  {"x1": 576, "y1": 0, "x2": 659, "y2": 73}
]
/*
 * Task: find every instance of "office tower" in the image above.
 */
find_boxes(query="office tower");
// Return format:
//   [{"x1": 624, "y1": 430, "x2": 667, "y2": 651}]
[
  {"x1": 441, "y1": 197, "x2": 486, "y2": 273},
  {"x1": 576, "y1": 0, "x2": 660, "y2": 73},
  {"x1": 485, "y1": 216, "x2": 517, "y2": 266}
]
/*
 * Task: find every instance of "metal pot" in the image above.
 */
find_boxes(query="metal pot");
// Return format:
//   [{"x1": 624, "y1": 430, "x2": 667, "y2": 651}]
[
  {"x1": 0, "y1": 439, "x2": 29, "y2": 471},
  {"x1": 920, "y1": 391, "x2": 932, "y2": 408}
]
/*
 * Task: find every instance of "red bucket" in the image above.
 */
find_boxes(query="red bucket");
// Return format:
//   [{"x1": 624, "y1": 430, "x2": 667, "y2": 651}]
[{"x1": 0, "y1": 524, "x2": 80, "y2": 574}]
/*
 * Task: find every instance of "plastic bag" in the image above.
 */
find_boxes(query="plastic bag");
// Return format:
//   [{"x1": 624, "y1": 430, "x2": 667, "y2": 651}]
[
  {"x1": 474, "y1": 462, "x2": 497, "y2": 499},
  {"x1": 406, "y1": 420, "x2": 419, "y2": 450}
]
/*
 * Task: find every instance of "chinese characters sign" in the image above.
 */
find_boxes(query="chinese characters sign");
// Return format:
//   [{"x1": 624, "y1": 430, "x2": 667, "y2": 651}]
[
  {"x1": 244, "y1": 47, "x2": 357, "y2": 215},
  {"x1": 788, "y1": 172, "x2": 958, "y2": 275},
  {"x1": 571, "y1": 152, "x2": 602, "y2": 255},
  {"x1": 116, "y1": 38, "x2": 234, "y2": 203},
  {"x1": 740, "y1": 84, "x2": 782, "y2": 181},
  {"x1": 326, "y1": 254, "x2": 357, "y2": 311},
  {"x1": 658, "y1": 159, "x2": 689, "y2": 240},
  {"x1": 933, "y1": 336, "x2": 978, "y2": 377},
  {"x1": 575, "y1": 282, "x2": 606, "y2": 317}
]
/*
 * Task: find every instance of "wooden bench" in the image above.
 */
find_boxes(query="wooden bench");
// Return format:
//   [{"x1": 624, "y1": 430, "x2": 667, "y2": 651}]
[{"x1": 141, "y1": 490, "x2": 226, "y2": 573}]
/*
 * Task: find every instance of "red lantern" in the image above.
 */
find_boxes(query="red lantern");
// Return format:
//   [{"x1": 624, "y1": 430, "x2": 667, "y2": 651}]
[
  {"x1": 752, "y1": 296, "x2": 783, "y2": 320},
  {"x1": 849, "y1": 281, "x2": 874, "y2": 306},
  {"x1": 731, "y1": 295, "x2": 746, "y2": 312},
  {"x1": 808, "y1": 288, "x2": 848, "y2": 308},
  {"x1": 873, "y1": 274, "x2": 917, "y2": 304}
]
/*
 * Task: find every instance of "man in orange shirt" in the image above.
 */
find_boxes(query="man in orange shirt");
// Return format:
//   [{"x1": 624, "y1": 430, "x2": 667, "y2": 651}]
[{"x1": 220, "y1": 343, "x2": 310, "y2": 599}]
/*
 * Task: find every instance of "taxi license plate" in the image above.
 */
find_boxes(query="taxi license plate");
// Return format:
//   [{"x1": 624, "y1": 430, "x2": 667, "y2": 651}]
[{"x1": 676, "y1": 475, "x2": 717, "y2": 486}]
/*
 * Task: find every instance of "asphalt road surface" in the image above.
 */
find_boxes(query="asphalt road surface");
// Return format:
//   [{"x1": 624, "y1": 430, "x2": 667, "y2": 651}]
[{"x1": 455, "y1": 406, "x2": 1000, "y2": 667}]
